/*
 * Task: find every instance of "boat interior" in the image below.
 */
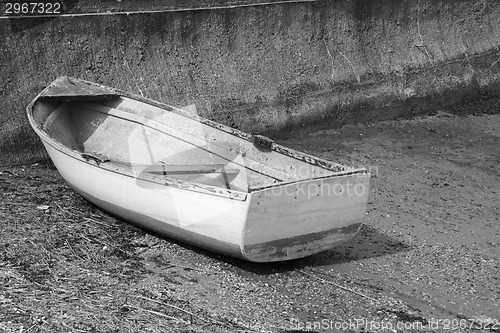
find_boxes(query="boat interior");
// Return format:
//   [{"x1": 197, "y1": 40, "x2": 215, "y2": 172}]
[{"x1": 32, "y1": 96, "x2": 350, "y2": 193}]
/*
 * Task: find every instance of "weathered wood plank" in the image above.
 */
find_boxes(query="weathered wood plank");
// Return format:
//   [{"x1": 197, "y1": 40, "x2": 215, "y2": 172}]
[
  {"x1": 156, "y1": 163, "x2": 233, "y2": 175},
  {"x1": 39, "y1": 76, "x2": 118, "y2": 101}
]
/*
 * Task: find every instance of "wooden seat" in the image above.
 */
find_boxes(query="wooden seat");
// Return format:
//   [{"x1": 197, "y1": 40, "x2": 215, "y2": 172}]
[{"x1": 145, "y1": 163, "x2": 240, "y2": 189}]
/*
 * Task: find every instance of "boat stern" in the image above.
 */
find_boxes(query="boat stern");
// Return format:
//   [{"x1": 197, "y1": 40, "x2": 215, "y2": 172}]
[{"x1": 242, "y1": 171, "x2": 370, "y2": 262}]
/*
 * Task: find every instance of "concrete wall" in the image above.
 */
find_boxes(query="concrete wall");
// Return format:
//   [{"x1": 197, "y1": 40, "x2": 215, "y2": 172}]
[{"x1": 1, "y1": 0, "x2": 500, "y2": 165}]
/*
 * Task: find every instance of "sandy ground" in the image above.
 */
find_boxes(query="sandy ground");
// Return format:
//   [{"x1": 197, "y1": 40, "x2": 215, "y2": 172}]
[
  {"x1": 1, "y1": 108, "x2": 499, "y2": 332},
  {"x1": 276, "y1": 110, "x2": 500, "y2": 332}
]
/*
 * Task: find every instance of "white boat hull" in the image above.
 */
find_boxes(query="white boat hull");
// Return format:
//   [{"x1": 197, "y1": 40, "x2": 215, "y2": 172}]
[
  {"x1": 27, "y1": 76, "x2": 370, "y2": 262},
  {"x1": 41, "y1": 140, "x2": 248, "y2": 257}
]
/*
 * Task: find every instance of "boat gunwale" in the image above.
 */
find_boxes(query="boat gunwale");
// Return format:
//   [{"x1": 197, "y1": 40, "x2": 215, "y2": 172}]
[
  {"x1": 29, "y1": 128, "x2": 250, "y2": 201},
  {"x1": 27, "y1": 76, "x2": 368, "y2": 195}
]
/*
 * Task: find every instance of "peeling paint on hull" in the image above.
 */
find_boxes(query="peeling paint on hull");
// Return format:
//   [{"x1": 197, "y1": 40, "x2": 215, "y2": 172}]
[{"x1": 243, "y1": 223, "x2": 362, "y2": 262}]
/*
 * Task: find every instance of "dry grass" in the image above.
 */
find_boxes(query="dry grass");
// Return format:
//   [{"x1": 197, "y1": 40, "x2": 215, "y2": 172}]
[{"x1": 0, "y1": 163, "x2": 251, "y2": 333}]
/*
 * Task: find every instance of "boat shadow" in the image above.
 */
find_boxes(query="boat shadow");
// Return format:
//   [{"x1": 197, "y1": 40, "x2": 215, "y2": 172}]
[{"x1": 174, "y1": 224, "x2": 410, "y2": 276}]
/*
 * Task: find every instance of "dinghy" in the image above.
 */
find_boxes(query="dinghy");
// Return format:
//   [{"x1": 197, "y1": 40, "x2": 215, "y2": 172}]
[{"x1": 27, "y1": 76, "x2": 370, "y2": 262}]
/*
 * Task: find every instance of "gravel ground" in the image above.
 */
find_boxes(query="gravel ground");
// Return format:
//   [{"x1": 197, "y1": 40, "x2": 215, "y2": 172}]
[{"x1": 1, "y1": 103, "x2": 499, "y2": 332}]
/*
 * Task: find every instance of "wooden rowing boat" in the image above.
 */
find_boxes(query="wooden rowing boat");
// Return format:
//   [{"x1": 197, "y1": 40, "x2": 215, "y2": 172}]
[{"x1": 27, "y1": 76, "x2": 370, "y2": 262}]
